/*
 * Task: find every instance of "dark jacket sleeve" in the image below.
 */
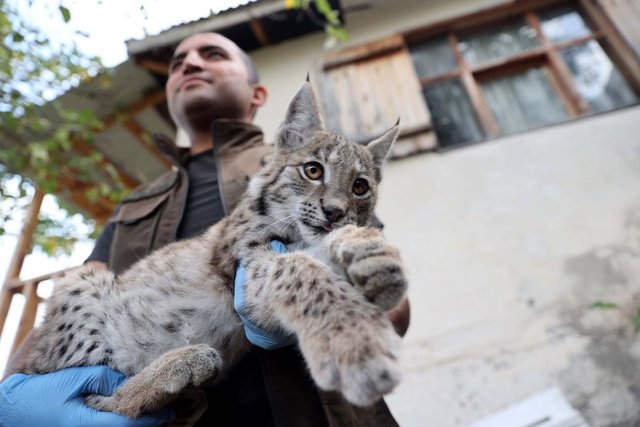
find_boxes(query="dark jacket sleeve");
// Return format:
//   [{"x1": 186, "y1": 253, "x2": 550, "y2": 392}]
[{"x1": 84, "y1": 220, "x2": 115, "y2": 264}]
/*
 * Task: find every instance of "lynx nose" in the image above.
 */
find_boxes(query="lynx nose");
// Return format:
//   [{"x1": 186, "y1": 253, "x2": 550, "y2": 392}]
[{"x1": 322, "y1": 206, "x2": 346, "y2": 224}]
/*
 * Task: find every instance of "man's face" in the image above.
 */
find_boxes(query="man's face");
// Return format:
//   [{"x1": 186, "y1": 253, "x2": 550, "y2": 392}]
[{"x1": 166, "y1": 33, "x2": 257, "y2": 128}]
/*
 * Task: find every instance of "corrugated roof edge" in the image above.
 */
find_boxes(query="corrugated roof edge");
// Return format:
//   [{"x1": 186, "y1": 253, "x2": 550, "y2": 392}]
[{"x1": 124, "y1": 0, "x2": 285, "y2": 56}]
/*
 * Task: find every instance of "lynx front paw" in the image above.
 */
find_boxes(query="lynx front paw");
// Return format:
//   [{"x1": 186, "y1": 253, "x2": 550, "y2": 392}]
[
  {"x1": 328, "y1": 225, "x2": 407, "y2": 311},
  {"x1": 301, "y1": 311, "x2": 402, "y2": 406}
]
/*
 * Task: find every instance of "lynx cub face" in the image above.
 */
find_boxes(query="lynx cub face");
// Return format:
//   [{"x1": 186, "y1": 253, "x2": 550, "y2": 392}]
[{"x1": 249, "y1": 82, "x2": 397, "y2": 246}]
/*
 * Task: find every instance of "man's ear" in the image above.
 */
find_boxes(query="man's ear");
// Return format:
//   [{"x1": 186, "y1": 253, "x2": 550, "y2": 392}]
[
  {"x1": 250, "y1": 84, "x2": 268, "y2": 115},
  {"x1": 276, "y1": 80, "x2": 324, "y2": 153}
]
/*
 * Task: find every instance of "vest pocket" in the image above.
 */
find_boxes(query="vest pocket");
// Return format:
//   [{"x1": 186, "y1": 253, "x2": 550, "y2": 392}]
[
  {"x1": 112, "y1": 192, "x2": 171, "y2": 224},
  {"x1": 109, "y1": 192, "x2": 171, "y2": 274}
]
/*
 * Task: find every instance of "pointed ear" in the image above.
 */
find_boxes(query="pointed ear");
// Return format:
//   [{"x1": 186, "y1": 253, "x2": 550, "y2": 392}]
[
  {"x1": 367, "y1": 121, "x2": 400, "y2": 172},
  {"x1": 276, "y1": 80, "x2": 324, "y2": 153}
]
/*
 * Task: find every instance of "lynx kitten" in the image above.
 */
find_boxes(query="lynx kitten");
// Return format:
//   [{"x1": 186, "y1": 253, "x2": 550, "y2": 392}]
[{"x1": 24, "y1": 81, "x2": 407, "y2": 424}]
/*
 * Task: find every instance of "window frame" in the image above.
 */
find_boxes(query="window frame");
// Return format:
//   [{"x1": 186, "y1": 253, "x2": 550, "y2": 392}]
[{"x1": 404, "y1": 0, "x2": 640, "y2": 145}]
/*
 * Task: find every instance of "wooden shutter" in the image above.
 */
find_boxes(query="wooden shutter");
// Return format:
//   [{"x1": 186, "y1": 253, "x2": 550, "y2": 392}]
[{"x1": 317, "y1": 35, "x2": 436, "y2": 158}]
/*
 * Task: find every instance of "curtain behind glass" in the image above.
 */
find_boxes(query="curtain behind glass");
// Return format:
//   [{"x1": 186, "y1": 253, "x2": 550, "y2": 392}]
[
  {"x1": 481, "y1": 68, "x2": 569, "y2": 135},
  {"x1": 458, "y1": 19, "x2": 539, "y2": 66},
  {"x1": 411, "y1": 37, "x2": 457, "y2": 79},
  {"x1": 561, "y1": 41, "x2": 638, "y2": 114},
  {"x1": 423, "y1": 79, "x2": 484, "y2": 147}
]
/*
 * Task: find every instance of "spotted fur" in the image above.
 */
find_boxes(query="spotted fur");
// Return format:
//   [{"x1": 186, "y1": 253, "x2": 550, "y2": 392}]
[{"x1": 25, "y1": 82, "x2": 407, "y2": 424}]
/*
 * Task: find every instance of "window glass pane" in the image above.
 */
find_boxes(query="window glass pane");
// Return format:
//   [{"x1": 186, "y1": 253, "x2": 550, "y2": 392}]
[
  {"x1": 411, "y1": 37, "x2": 457, "y2": 79},
  {"x1": 422, "y1": 79, "x2": 484, "y2": 147},
  {"x1": 539, "y1": 7, "x2": 592, "y2": 43},
  {"x1": 481, "y1": 68, "x2": 569, "y2": 135},
  {"x1": 561, "y1": 41, "x2": 638, "y2": 113},
  {"x1": 458, "y1": 20, "x2": 539, "y2": 66}
]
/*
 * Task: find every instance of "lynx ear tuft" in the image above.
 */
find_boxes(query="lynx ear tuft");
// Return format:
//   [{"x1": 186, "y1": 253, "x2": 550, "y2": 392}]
[
  {"x1": 366, "y1": 123, "x2": 400, "y2": 176},
  {"x1": 276, "y1": 80, "x2": 324, "y2": 153}
]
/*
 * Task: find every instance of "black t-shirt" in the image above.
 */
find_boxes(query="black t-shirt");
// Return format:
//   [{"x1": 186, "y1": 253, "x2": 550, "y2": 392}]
[
  {"x1": 176, "y1": 149, "x2": 225, "y2": 239},
  {"x1": 86, "y1": 149, "x2": 225, "y2": 263}
]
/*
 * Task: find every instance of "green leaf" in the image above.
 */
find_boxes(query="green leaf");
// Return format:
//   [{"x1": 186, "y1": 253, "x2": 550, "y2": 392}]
[
  {"x1": 12, "y1": 31, "x2": 24, "y2": 43},
  {"x1": 633, "y1": 309, "x2": 640, "y2": 333},
  {"x1": 59, "y1": 5, "x2": 71, "y2": 23},
  {"x1": 326, "y1": 25, "x2": 349, "y2": 41},
  {"x1": 589, "y1": 301, "x2": 618, "y2": 310}
]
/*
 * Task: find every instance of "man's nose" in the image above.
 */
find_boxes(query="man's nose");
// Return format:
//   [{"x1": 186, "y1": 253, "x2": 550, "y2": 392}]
[{"x1": 182, "y1": 51, "x2": 204, "y2": 73}]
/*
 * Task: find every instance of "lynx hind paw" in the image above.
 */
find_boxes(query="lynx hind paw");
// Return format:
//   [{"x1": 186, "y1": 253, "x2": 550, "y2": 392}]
[
  {"x1": 163, "y1": 344, "x2": 222, "y2": 393},
  {"x1": 85, "y1": 394, "x2": 114, "y2": 413},
  {"x1": 84, "y1": 345, "x2": 222, "y2": 420},
  {"x1": 303, "y1": 318, "x2": 402, "y2": 406}
]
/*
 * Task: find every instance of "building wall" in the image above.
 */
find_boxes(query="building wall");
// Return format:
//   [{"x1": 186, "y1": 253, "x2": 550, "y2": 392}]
[
  {"x1": 381, "y1": 105, "x2": 640, "y2": 426},
  {"x1": 252, "y1": 0, "x2": 640, "y2": 425}
]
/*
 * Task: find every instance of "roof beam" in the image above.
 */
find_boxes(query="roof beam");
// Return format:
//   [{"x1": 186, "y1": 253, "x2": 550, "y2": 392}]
[
  {"x1": 136, "y1": 58, "x2": 169, "y2": 75},
  {"x1": 56, "y1": 175, "x2": 114, "y2": 223},
  {"x1": 122, "y1": 118, "x2": 173, "y2": 169},
  {"x1": 71, "y1": 137, "x2": 140, "y2": 189},
  {"x1": 97, "y1": 88, "x2": 172, "y2": 175},
  {"x1": 250, "y1": 17, "x2": 270, "y2": 46},
  {"x1": 101, "y1": 88, "x2": 167, "y2": 129}
]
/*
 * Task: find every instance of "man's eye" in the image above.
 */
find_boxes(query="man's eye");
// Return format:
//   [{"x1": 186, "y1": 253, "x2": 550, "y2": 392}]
[
  {"x1": 205, "y1": 50, "x2": 225, "y2": 60},
  {"x1": 169, "y1": 60, "x2": 182, "y2": 73}
]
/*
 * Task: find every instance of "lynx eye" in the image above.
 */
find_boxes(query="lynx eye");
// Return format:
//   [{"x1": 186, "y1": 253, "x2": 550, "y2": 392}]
[
  {"x1": 352, "y1": 178, "x2": 369, "y2": 196},
  {"x1": 303, "y1": 162, "x2": 324, "y2": 181}
]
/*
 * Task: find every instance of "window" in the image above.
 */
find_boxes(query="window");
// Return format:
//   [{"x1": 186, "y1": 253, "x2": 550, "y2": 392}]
[{"x1": 409, "y1": 4, "x2": 639, "y2": 148}]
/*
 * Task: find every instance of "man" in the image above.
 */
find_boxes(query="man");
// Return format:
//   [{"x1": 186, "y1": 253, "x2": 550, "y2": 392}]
[{"x1": 1, "y1": 32, "x2": 409, "y2": 426}]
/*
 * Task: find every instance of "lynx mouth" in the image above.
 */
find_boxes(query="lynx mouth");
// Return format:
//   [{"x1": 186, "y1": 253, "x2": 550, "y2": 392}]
[
  {"x1": 321, "y1": 223, "x2": 334, "y2": 232},
  {"x1": 306, "y1": 222, "x2": 333, "y2": 234},
  {"x1": 301, "y1": 218, "x2": 334, "y2": 235},
  {"x1": 310, "y1": 224, "x2": 332, "y2": 234}
]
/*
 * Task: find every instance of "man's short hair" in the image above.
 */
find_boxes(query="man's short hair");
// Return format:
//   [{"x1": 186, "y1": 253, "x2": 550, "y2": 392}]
[{"x1": 238, "y1": 48, "x2": 259, "y2": 85}]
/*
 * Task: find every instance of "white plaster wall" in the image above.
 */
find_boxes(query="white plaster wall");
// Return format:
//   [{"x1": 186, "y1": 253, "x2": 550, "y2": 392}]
[{"x1": 381, "y1": 106, "x2": 640, "y2": 426}]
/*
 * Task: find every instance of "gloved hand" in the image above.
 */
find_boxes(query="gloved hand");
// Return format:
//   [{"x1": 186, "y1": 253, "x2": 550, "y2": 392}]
[
  {"x1": 234, "y1": 240, "x2": 297, "y2": 350},
  {"x1": 0, "y1": 365, "x2": 175, "y2": 427}
]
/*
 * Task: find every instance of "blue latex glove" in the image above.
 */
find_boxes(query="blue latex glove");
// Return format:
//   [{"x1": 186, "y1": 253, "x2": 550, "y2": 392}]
[
  {"x1": 0, "y1": 366, "x2": 175, "y2": 427},
  {"x1": 234, "y1": 240, "x2": 297, "y2": 350}
]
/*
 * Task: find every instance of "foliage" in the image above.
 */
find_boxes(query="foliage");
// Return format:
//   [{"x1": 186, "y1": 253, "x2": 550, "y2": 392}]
[
  {"x1": 634, "y1": 308, "x2": 640, "y2": 333},
  {"x1": 589, "y1": 301, "x2": 619, "y2": 310},
  {"x1": 589, "y1": 301, "x2": 640, "y2": 334},
  {"x1": 0, "y1": 0, "x2": 122, "y2": 256},
  {"x1": 288, "y1": 0, "x2": 349, "y2": 47}
]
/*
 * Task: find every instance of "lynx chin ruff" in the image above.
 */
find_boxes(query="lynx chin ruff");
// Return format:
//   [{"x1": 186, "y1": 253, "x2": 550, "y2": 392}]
[{"x1": 24, "y1": 81, "x2": 408, "y2": 425}]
